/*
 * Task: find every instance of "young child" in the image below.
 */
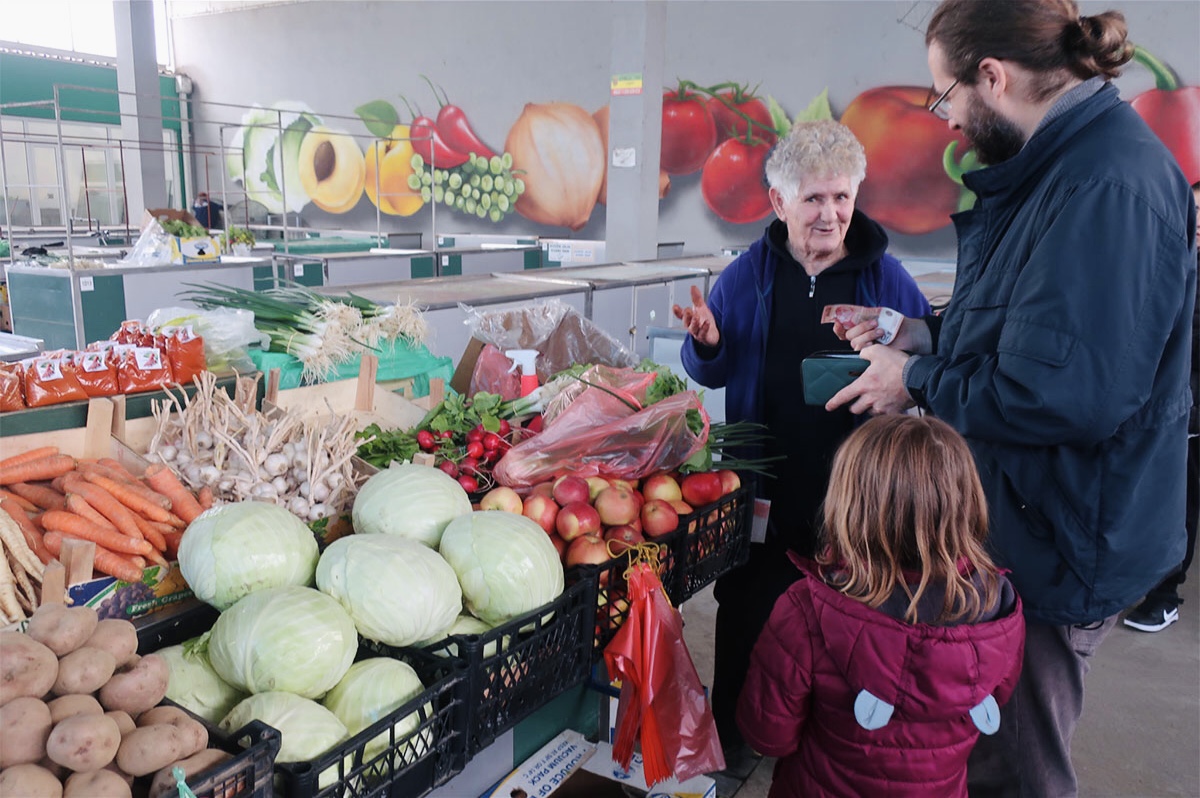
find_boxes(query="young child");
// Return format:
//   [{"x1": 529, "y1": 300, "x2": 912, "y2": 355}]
[{"x1": 737, "y1": 415, "x2": 1025, "y2": 797}]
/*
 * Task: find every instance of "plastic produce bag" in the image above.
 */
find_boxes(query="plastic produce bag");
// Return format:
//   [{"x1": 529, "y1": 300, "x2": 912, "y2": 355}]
[
  {"x1": 148, "y1": 306, "x2": 264, "y2": 374},
  {"x1": 605, "y1": 558, "x2": 725, "y2": 785},
  {"x1": 492, "y1": 365, "x2": 709, "y2": 486},
  {"x1": 115, "y1": 217, "x2": 175, "y2": 268},
  {"x1": 461, "y1": 299, "x2": 638, "y2": 393}
]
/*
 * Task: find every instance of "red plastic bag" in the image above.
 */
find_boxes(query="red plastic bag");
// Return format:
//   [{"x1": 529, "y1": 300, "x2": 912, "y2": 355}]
[
  {"x1": 22, "y1": 355, "x2": 88, "y2": 407},
  {"x1": 469, "y1": 343, "x2": 523, "y2": 400},
  {"x1": 164, "y1": 325, "x2": 207, "y2": 386},
  {"x1": 71, "y1": 349, "x2": 120, "y2": 397},
  {"x1": 492, "y1": 366, "x2": 709, "y2": 487},
  {"x1": 0, "y1": 365, "x2": 25, "y2": 411},
  {"x1": 115, "y1": 345, "x2": 174, "y2": 394},
  {"x1": 605, "y1": 560, "x2": 725, "y2": 785}
]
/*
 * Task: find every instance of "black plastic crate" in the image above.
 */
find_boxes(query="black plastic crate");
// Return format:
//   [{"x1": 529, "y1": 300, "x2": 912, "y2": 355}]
[
  {"x1": 671, "y1": 484, "x2": 754, "y2": 603},
  {"x1": 186, "y1": 720, "x2": 281, "y2": 798},
  {"x1": 275, "y1": 648, "x2": 469, "y2": 798},
  {"x1": 420, "y1": 577, "x2": 595, "y2": 756}
]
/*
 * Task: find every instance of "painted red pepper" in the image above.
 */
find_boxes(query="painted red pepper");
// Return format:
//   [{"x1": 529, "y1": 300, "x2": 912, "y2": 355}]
[
  {"x1": 422, "y1": 76, "x2": 497, "y2": 161},
  {"x1": 410, "y1": 115, "x2": 469, "y2": 169},
  {"x1": 1130, "y1": 46, "x2": 1200, "y2": 186}
]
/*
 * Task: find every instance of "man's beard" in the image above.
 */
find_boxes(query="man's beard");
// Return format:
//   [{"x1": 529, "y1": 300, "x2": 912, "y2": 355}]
[{"x1": 962, "y1": 98, "x2": 1026, "y2": 166}]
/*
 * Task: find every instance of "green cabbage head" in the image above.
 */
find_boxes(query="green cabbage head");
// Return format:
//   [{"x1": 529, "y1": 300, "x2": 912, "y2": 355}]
[
  {"x1": 221, "y1": 691, "x2": 347, "y2": 763},
  {"x1": 322, "y1": 658, "x2": 430, "y2": 763},
  {"x1": 158, "y1": 637, "x2": 248, "y2": 724}
]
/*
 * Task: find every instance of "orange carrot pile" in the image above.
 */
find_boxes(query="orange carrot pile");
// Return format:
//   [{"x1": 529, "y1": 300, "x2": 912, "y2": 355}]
[{"x1": 0, "y1": 445, "x2": 206, "y2": 586}]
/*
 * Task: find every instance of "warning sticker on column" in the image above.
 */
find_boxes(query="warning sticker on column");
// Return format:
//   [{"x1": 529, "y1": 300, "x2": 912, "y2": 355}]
[{"x1": 610, "y1": 72, "x2": 643, "y2": 96}]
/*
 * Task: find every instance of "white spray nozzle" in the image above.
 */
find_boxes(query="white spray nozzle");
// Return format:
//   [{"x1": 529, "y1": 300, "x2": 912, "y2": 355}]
[{"x1": 505, "y1": 349, "x2": 539, "y2": 375}]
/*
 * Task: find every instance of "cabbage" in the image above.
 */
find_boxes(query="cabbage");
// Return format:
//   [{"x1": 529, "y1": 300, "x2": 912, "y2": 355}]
[
  {"x1": 322, "y1": 658, "x2": 429, "y2": 763},
  {"x1": 178, "y1": 501, "x2": 319, "y2": 611},
  {"x1": 317, "y1": 535, "x2": 462, "y2": 647},
  {"x1": 418, "y1": 613, "x2": 506, "y2": 659},
  {"x1": 352, "y1": 465, "x2": 472, "y2": 547},
  {"x1": 221, "y1": 692, "x2": 347, "y2": 763},
  {"x1": 208, "y1": 585, "x2": 357, "y2": 699},
  {"x1": 158, "y1": 638, "x2": 248, "y2": 723},
  {"x1": 438, "y1": 511, "x2": 565, "y2": 625}
]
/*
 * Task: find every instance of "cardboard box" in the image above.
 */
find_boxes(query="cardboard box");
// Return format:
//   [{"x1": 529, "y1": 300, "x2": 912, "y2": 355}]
[
  {"x1": 143, "y1": 208, "x2": 220, "y2": 264},
  {"x1": 481, "y1": 730, "x2": 597, "y2": 798},
  {"x1": 579, "y1": 742, "x2": 716, "y2": 798}
]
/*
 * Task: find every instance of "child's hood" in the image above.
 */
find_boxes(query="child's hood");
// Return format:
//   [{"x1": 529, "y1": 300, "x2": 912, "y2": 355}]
[{"x1": 803, "y1": 572, "x2": 1025, "y2": 723}]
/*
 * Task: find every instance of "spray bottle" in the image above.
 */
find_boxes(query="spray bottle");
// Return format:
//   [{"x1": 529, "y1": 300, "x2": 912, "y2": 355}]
[{"x1": 505, "y1": 349, "x2": 540, "y2": 397}]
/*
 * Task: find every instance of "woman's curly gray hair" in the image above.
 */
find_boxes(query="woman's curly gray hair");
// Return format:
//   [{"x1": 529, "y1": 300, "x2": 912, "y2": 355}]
[{"x1": 764, "y1": 120, "x2": 867, "y2": 201}]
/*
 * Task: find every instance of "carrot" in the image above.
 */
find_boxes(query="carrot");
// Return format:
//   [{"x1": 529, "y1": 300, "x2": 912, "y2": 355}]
[
  {"x1": 56, "y1": 481, "x2": 144, "y2": 541},
  {"x1": 133, "y1": 514, "x2": 169, "y2": 554},
  {"x1": 143, "y1": 463, "x2": 204, "y2": 524},
  {"x1": 97, "y1": 458, "x2": 145, "y2": 484},
  {"x1": 162, "y1": 530, "x2": 185, "y2": 561},
  {"x1": 197, "y1": 486, "x2": 214, "y2": 512},
  {"x1": 7, "y1": 482, "x2": 67, "y2": 512},
  {"x1": 0, "y1": 500, "x2": 53, "y2": 565},
  {"x1": 0, "y1": 454, "x2": 78, "y2": 486},
  {"x1": 42, "y1": 531, "x2": 145, "y2": 584},
  {"x1": 39, "y1": 510, "x2": 154, "y2": 557},
  {"x1": 0, "y1": 446, "x2": 60, "y2": 470},
  {"x1": 66, "y1": 493, "x2": 119, "y2": 533},
  {"x1": 77, "y1": 461, "x2": 141, "y2": 487},
  {"x1": 0, "y1": 490, "x2": 39, "y2": 514},
  {"x1": 83, "y1": 473, "x2": 178, "y2": 524}
]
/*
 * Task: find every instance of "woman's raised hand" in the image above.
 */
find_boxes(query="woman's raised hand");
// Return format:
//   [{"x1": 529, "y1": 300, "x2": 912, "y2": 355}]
[{"x1": 673, "y1": 285, "x2": 720, "y2": 347}]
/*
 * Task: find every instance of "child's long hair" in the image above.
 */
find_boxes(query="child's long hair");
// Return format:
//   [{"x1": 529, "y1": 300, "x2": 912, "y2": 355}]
[{"x1": 817, "y1": 415, "x2": 1001, "y2": 625}]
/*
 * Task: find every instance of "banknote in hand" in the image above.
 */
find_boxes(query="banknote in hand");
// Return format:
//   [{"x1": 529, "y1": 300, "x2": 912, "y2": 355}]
[{"x1": 821, "y1": 304, "x2": 903, "y2": 345}]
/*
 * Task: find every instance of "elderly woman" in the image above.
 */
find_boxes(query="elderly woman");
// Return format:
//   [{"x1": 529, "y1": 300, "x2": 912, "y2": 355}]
[{"x1": 674, "y1": 119, "x2": 930, "y2": 766}]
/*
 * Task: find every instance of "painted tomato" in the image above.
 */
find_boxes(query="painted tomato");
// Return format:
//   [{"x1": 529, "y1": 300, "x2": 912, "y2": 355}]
[
  {"x1": 701, "y1": 138, "x2": 773, "y2": 224},
  {"x1": 707, "y1": 91, "x2": 776, "y2": 146},
  {"x1": 661, "y1": 90, "x2": 717, "y2": 175},
  {"x1": 839, "y1": 86, "x2": 969, "y2": 235}
]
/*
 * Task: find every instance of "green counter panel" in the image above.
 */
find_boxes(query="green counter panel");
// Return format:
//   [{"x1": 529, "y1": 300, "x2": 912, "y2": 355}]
[
  {"x1": 412, "y1": 256, "x2": 435, "y2": 279},
  {"x1": 9, "y1": 271, "x2": 78, "y2": 350},
  {"x1": 80, "y1": 274, "x2": 128, "y2": 345},
  {"x1": 277, "y1": 261, "x2": 324, "y2": 288},
  {"x1": 270, "y1": 237, "x2": 380, "y2": 255},
  {"x1": 442, "y1": 254, "x2": 462, "y2": 277},
  {"x1": 524, "y1": 249, "x2": 543, "y2": 270},
  {"x1": 252, "y1": 266, "x2": 276, "y2": 291},
  {"x1": 512, "y1": 683, "x2": 603, "y2": 766}
]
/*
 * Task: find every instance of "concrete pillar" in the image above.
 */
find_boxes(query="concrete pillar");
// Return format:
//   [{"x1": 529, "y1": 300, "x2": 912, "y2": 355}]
[
  {"x1": 112, "y1": 0, "x2": 167, "y2": 217},
  {"x1": 604, "y1": 1, "x2": 666, "y2": 263}
]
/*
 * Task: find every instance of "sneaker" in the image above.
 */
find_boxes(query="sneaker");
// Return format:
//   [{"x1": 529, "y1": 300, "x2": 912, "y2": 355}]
[{"x1": 1124, "y1": 597, "x2": 1181, "y2": 632}]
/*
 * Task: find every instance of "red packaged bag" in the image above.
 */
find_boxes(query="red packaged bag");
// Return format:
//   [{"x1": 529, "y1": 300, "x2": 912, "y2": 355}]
[
  {"x1": 111, "y1": 320, "x2": 144, "y2": 345},
  {"x1": 115, "y1": 345, "x2": 174, "y2": 394},
  {"x1": 0, "y1": 365, "x2": 25, "y2": 412},
  {"x1": 163, "y1": 325, "x2": 207, "y2": 386},
  {"x1": 71, "y1": 349, "x2": 120, "y2": 397},
  {"x1": 22, "y1": 355, "x2": 89, "y2": 407}
]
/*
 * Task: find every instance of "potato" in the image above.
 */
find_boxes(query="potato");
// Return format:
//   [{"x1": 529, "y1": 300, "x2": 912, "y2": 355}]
[
  {"x1": 64, "y1": 768, "x2": 132, "y2": 798},
  {"x1": 0, "y1": 696, "x2": 53, "y2": 767},
  {"x1": 0, "y1": 763, "x2": 63, "y2": 798},
  {"x1": 85, "y1": 619, "x2": 140, "y2": 668},
  {"x1": 137, "y1": 706, "x2": 208, "y2": 757},
  {"x1": 46, "y1": 712, "x2": 121, "y2": 772},
  {"x1": 48, "y1": 694, "x2": 104, "y2": 723},
  {"x1": 99, "y1": 654, "x2": 169, "y2": 716},
  {"x1": 115, "y1": 724, "x2": 186, "y2": 777},
  {"x1": 38, "y1": 755, "x2": 71, "y2": 781},
  {"x1": 149, "y1": 748, "x2": 233, "y2": 798},
  {"x1": 106, "y1": 709, "x2": 136, "y2": 737},
  {"x1": 26, "y1": 604, "x2": 99, "y2": 657},
  {"x1": 0, "y1": 631, "x2": 58, "y2": 705},
  {"x1": 53, "y1": 646, "x2": 117, "y2": 696}
]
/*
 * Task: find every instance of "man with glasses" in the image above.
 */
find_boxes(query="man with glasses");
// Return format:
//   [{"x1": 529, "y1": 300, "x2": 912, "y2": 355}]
[{"x1": 828, "y1": 1, "x2": 1196, "y2": 796}]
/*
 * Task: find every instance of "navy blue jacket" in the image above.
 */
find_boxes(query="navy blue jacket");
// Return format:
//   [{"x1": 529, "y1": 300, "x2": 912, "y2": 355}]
[
  {"x1": 905, "y1": 83, "x2": 1198, "y2": 625},
  {"x1": 681, "y1": 215, "x2": 930, "y2": 431}
]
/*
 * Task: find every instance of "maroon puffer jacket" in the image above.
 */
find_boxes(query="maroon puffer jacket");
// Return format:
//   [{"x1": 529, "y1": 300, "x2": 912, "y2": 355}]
[{"x1": 737, "y1": 565, "x2": 1024, "y2": 797}]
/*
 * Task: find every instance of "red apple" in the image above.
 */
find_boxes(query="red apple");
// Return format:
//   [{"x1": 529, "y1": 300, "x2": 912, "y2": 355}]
[
  {"x1": 523, "y1": 494, "x2": 559, "y2": 534},
  {"x1": 669, "y1": 499, "x2": 694, "y2": 516},
  {"x1": 642, "y1": 473, "x2": 683, "y2": 503},
  {"x1": 681, "y1": 472, "x2": 723, "y2": 508},
  {"x1": 641, "y1": 499, "x2": 680, "y2": 539},
  {"x1": 552, "y1": 475, "x2": 591, "y2": 506},
  {"x1": 594, "y1": 486, "x2": 640, "y2": 527},
  {"x1": 548, "y1": 533, "x2": 567, "y2": 561},
  {"x1": 609, "y1": 477, "x2": 638, "y2": 493},
  {"x1": 557, "y1": 501, "x2": 602, "y2": 541},
  {"x1": 605, "y1": 524, "x2": 645, "y2": 554},
  {"x1": 716, "y1": 469, "x2": 741, "y2": 496},
  {"x1": 566, "y1": 534, "x2": 612, "y2": 567},
  {"x1": 531, "y1": 481, "x2": 556, "y2": 499},
  {"x1": 480, "y1": 486, "x2": 523, "y2": 514},
  {"x1": 585, "y1": 476, "x2": 611, "y2": 501}
]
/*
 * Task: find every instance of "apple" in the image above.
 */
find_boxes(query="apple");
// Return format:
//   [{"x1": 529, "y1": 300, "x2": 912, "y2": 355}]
[
  {"x1": 716, "y1": 469, "x2": 741, "y2": 496},
  {"x1": 585, "y1": 476, "x2": 611, "y2": 501},
  {"x1": 604, "y1": 524, "x2": 644, "y2": 554},
  {"x1": 641, "y1": 499, "x2": 680, "y2": 539},
  {"x1": 642, "y1": 473, "x2": 683, "y2": 503},
  {"x1": 548, "y1": 533, "x2": 567, "y2": 562},
  {"x1": 594, "y1": 486, "x2": 640, "y2": 527},
  {"x1": 609, "y1": 477, "x2": 639, "y2": 493},
  {"x1": 669, "y1": 499, "x2": 694, "y2": 516},
  {"x1": 531, "y1": 481, "x2": 556, "y2": 499},
  {"x1": 557, "y1": 501, "x2": 602, "y2": 541},
  {"x1": 566, "y1": 534, "x2": 611, "y2": 567},
  {"x1": 523, "y1": 494, "x2": 559, "y2": 534},
  {"x1": 681, "y1": 472, "x2": 723, "y2": 508},
  {"x1": 552, "y1": 475, "x2": 591, "y2": 506},
  {"x1": 480, "y1": 486, "x2": 523, "y2": 514}
]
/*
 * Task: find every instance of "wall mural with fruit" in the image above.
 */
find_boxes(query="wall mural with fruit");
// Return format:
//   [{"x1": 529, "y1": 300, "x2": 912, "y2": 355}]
[{"x1": 176, "y1": 1, "x2": 1198, "y2": 256}]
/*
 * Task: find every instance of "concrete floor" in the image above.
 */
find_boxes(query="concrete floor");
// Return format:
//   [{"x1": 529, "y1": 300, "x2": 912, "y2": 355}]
[{"x1": 680, "y1": 557, "x2": 1200, "y2": 798}]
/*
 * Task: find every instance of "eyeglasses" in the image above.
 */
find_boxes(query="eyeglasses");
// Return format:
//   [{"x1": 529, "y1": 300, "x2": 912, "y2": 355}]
[{"x1": 927, "y1": 79, "x2": 959, "y2": 120}]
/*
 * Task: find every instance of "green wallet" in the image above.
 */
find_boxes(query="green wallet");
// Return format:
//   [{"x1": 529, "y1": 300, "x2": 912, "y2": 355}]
[{"x1": 801, "y1": 352, "x2": 868, "y2": 405}]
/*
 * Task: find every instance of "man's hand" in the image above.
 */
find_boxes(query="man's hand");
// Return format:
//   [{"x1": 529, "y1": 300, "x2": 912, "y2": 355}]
[
  {"x1": 672, "y1": 285, "x2": 720, "y2": 347},
  {"x1": 833, "y1": 315, "x2": 930, "y2": 353},
  {"x1": 826, "y1": 344, "x2": 916, "y2": 415}
]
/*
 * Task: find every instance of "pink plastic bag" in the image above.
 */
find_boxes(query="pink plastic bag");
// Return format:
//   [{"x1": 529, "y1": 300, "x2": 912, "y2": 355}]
[
  {"x1": 468, "y1": 343, "x2": 523, "y2": 400},
  {"x1": 492, "y1": 365, "x2": 709, "y2": 486}
]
